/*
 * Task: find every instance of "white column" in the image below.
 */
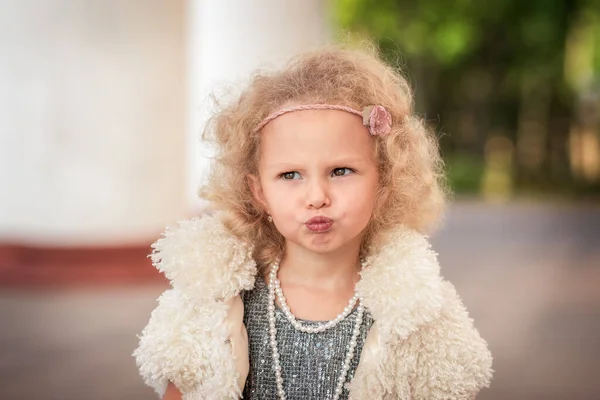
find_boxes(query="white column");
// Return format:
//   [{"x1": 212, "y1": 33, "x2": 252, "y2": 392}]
[
  {"x1": 0, "y1": 0, "x2": 187, "y2": 245},
  {"x1": 0, "y1": 0, "x2": 329, "y2": 245},
  {"x1": 187, "y1": 0, "x2": 329, "y2": 210}
]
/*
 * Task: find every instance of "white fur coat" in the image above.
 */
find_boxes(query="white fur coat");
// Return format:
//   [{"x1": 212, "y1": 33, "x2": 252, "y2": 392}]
[{"x1": 133, "y1": 215, "x2": 493, "y2": 399}]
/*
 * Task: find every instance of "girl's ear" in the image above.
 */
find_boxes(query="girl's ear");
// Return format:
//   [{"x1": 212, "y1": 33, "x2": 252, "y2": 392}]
[{"x1": 247, "y1": 174, "x2": 268, "y2": 211}]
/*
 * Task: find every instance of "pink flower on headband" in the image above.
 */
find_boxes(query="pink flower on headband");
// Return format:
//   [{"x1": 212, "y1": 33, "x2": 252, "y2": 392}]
[{"x1": 362, "y1": 105, "x2": 392, "y2": 136}]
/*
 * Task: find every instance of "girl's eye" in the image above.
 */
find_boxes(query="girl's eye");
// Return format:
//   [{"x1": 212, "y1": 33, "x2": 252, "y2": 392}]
[
  {"x1": 281, "y1": 171, "x2": 301, "y2": 180},
  {"x1": 332, "y1": 167, "x2": 354, "y2": 177}
]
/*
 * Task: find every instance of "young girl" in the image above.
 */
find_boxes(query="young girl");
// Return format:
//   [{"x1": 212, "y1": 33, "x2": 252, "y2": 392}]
[{"x1": 134, "y1": 46, "x2": 493, "y2": 400}]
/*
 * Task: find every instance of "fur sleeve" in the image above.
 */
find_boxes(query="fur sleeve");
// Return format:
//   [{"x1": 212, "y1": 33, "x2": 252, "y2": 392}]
[
  {"x1": 409, "y1": 282, "x2": 493, "y2": 399},
  {"x1": 132, "y1": 289, "x2": 242, "y2": 399},
  {"x1": 133, "y1": 215, "x2": 257, "y2": 399}
]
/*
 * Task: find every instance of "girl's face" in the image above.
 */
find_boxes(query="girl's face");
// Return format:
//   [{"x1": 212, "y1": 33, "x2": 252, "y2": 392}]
[{"x1": 250, "y1": 109, "x2": 379, "y2": 256}]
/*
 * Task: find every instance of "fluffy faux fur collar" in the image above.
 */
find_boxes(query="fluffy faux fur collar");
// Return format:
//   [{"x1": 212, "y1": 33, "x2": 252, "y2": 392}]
[
  {"x1": 153, "y1": 214, "x2": 444, "y2": 336},
  {"x1": 134, "y1": 214, "x2": 492, "y2": 399}
]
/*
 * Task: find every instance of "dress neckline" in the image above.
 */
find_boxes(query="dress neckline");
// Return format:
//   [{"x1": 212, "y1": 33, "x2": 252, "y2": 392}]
[{"x1": 254, "y1": 274, "x2": 360, "y2": 324}]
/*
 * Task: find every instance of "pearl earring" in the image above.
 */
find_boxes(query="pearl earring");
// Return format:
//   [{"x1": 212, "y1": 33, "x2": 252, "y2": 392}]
[{"x1": 267, "y1": 214, "x2": 273, "y2": 223}]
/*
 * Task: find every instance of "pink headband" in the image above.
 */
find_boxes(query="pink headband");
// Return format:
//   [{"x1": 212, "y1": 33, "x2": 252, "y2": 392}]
[{"x1": 253, "y1": 104, "x2": 392, "y2": 136}]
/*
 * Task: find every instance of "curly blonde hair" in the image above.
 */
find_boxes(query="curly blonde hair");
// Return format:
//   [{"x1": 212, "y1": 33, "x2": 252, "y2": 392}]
[{"x1": 200, "y1": 45, "x2": 448, "y2": 268}]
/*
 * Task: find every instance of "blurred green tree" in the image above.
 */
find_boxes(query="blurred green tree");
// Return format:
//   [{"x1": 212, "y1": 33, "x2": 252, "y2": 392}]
[{"x1": 333, "y1": 0, "x2": 600, "y2": 198}]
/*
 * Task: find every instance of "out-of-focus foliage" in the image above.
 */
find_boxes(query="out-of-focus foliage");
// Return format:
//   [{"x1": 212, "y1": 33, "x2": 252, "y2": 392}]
[{"x1": 333, "y1": 0, "x2": 600, "y2": 199}]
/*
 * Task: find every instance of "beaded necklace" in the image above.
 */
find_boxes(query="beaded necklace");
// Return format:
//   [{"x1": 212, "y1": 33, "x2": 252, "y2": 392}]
[{"x1": 266, "y1": 261, "x2": 365, "y2": 400}]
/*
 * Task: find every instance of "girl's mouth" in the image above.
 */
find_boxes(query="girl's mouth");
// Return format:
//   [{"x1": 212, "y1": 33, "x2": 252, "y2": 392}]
[{"x1": 305, "y1": 216, "x2": 333, "y2": 232}]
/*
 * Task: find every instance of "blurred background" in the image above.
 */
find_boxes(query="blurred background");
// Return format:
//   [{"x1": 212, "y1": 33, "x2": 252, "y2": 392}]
[{"x1": 0, "y1": 1, "x2": 598, "y2": 399}]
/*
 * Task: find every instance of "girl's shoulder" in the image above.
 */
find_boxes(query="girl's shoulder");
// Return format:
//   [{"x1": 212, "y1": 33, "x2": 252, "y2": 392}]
[
  {"x1": 356, "y1": 224, "x2": 493, "y2": 396},
  {"x1": 134, "y1": 214, "x2": 257, "y2": 398},
  {"x1": 149, "y1": 213, "x2": 258, "y2": 301}
]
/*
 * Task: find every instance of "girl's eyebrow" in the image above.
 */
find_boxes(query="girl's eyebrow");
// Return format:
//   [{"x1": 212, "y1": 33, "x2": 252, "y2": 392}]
[
  {"x1": 267, "y1": 157, "x2": 368, "y2": 169},
  {"x1": 265, "y1": 162, "x2": 305, "y2": 171},
  {"x1": 329, "y1": 157, "x2": 368, "y2": 165}
]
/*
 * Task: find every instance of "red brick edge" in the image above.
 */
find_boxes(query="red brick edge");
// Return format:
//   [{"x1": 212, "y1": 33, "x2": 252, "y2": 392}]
[{"x1": 0, "y1": 243, "x2": 166, "y2": 287}]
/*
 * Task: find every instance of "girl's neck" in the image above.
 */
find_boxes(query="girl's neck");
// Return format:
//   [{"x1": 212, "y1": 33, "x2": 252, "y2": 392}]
[{"x1": 277, "y1": 240, "x2": 362, "y2": 291}]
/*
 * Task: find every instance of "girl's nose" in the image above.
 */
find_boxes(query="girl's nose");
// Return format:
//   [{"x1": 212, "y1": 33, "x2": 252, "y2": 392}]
[{"x1": 306, "y1": 179, "x2": 331, "y2": 209}]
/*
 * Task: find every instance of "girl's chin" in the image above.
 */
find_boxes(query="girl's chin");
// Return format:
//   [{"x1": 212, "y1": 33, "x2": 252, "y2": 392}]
[{"x1": 302, "y1": 235, "x2": 347, "y2": 253}]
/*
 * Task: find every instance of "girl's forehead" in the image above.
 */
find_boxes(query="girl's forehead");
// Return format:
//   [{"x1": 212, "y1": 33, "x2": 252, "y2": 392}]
[{"x1": 259, "y1": 109, "x2": 374, "y2": 162}]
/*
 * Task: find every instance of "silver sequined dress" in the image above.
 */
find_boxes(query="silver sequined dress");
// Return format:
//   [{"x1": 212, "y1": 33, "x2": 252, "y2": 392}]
[{"x1": 242, "y1": 276, "x2": 374, "y2": 399}]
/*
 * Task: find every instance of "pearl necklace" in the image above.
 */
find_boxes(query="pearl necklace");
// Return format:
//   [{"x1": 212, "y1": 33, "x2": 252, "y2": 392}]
[
  {"x1": 271, "y1": 260, "x2": 365, "y2": 333},
  {"x1": 267, "y1": 262, "x2": 365, "y2": 400}
]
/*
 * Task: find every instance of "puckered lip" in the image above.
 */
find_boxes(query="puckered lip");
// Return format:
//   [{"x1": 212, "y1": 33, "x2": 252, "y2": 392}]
[{"x1": 305, "y1": 216, "x2": 333, "y2": 225}]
